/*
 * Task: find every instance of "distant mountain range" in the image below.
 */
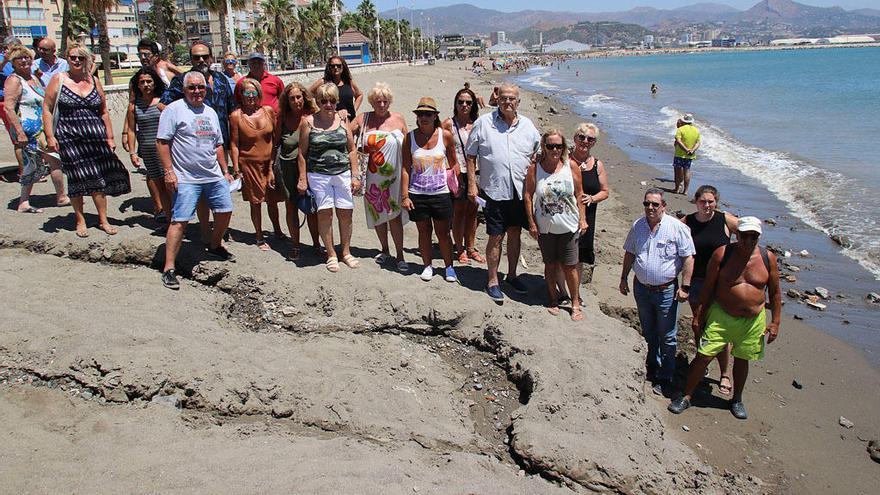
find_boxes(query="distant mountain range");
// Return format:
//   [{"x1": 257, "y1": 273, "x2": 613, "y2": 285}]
[{"x1": 379, "y1": 1, "x2": 880, "y2": 37}]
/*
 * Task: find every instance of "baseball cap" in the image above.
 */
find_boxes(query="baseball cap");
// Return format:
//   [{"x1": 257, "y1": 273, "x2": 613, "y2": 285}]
[
  {"x1": 737, "y1": 216, "x2": 762, "y2": 235},
  {"x1": 248, "y1": 52, "x2": 266, "y2": 61}
]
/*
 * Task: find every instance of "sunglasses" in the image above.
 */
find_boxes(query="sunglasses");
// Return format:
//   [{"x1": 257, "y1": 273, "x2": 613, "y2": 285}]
[
  {"x1": 242, "y1": 90, "x2": 259, "y2": 97},
  {"x1": 185, "y1": 84, "x2": 207, "y2": 91},
  {"x1": 415, "y1": 111, "x2": 435, "y2": 118},
  {"x1": 318, "y1": 98, "x2": 336, "y2": 105},
  {"x1": 739, "y1": 232, "x2": 760, "y2": 239},
  {"x1": 191, "y1": 54, "x2": 210, "y2": 61},
  {"x1": 329, "y1": 63, "x2": 343, "y2": 68},
  {"x1": 575, "y1": 134, "x2": 597, "y2": 143},
  {"x1": 68, "y1": 55, "x2": 85, "y2": 61},
  {"x1": 137, "y1": 52, "x2": 153, "y2": 58},
  {"x1": 545, "y1": 143, "x2": 565, "y2": 151},
  {"x1": 642, "y1": 201, "x2": 662, "y2": 208},
  {"x1": 224, "y1": 59, "x2": 236, "y2": 64},
  {"x1": 456, "y1": 99, "x2": 473, "y2": 106}
]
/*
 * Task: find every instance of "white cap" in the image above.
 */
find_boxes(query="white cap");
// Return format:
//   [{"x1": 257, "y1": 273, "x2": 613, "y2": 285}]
[
  {"x1": 737, "y1": 216, "x2": 762, "y2": 235},
  {"x1": 680, "y1": 113, "x2": 694, "y2": 124}
]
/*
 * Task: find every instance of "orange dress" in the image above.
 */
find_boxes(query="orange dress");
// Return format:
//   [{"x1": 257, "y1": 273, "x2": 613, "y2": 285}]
[{"x1": 236, "y1": 106, "x2": 285, "y2": 203}]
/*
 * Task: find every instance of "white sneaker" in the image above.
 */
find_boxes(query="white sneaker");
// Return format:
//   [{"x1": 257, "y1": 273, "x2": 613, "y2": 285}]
[
  {"x1": 445, "y1": 266, "x2": 458, "y2": 283},
  {"x1": 420, "y1": 265, "x2": 434, "y2": 281}
]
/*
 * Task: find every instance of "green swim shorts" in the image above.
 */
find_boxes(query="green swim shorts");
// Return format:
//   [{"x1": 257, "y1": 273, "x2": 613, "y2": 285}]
[{"x1": 698, "y1": 302, "x2": 766, "y2": 361}]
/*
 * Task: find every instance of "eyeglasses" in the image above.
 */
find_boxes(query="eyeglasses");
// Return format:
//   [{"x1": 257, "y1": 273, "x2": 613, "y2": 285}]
[
  {"x1": 68, "y1": 55, "x2": 85, "y2": 61},
  {"x1": 456, "y1": 99, "x2": 473, "y2": 106},
  {"x1": 242, "y1": 90, "x2": 259, "y2": 97},
  {"x1": 137, "y1": 52, "x2": 153, "y2": 58},
  {"x1": 544, "y1": 143, "x2": 565, "y2": 151},
  {"x1": 642, "y1": 201, "x2": 662, "y2": 208},
  {"x1": 575, "y1": 134, "x2": 597, "y2": 143},
  {"x1": 185, "y1": 84, "x2": 207, "y2": 91},
  {"x1": 329, "y1": 63, "x2": 343, "y2": 69},
  {"x1": 191, "y1": 54, "x2": 210, "y2": 61}
]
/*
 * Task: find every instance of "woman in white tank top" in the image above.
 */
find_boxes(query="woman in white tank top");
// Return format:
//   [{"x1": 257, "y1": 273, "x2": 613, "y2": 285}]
[
  {"x1": 401, "y1": 97, "x2": 460, "y2": 283},
  {"x1": 524, "y1": 130, "x2": 588, "y2": 321}
]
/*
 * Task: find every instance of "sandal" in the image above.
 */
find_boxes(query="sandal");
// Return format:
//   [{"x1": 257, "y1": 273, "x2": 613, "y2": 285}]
[
  {"x1": 467, "y1": 248, "x2": 486, "y2": 264},
  {"x1": 56, "y1": 197, "x2": 71, "y2": 207},
  {"x1": 571, "y1": 307, "x2": 584, "y2": 322},
  {"x1": 257, "y1": 240, "x2": 270, "y2": 252},
  {"x1": 342, "y1": 254, "x2": 360, "y2": 268},
  {"x1": 326, "y1": 257, "x2": 339, "y2": 273},
  {"x1": 457, "y1": 250, "x2": 470, "y2": 265},
  {"x1": 547, "y1": 306, "x2": 560, "y2": 316},
  {"x1": 17, "y1": 206, "x2": 43, "y2": 214},
  {"x1": 718, "y1": 375, "x2": 733, "y2": 396}
]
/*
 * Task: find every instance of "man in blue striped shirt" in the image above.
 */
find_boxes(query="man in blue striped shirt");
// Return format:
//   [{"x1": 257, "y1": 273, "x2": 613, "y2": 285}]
[{"x1": 620, "y1": 188, "x2": 695, "y2": 396}]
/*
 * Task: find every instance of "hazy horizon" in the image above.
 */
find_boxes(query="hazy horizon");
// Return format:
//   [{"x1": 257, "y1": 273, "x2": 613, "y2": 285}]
[{"x1": 358, "y1": 0, "x2": 879, "y2": 14}]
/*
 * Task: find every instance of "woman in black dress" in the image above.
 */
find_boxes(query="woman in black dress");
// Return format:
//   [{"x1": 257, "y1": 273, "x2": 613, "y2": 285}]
[
  {"x1": 569, "y1": 123, "x2": 609, "y2": 283},
  {"x1": 308, "y1": 56, "x2": 362, "y2": 122},
  {"x1": 43, "y1": 44, "x2": 130, "y2": 237}
]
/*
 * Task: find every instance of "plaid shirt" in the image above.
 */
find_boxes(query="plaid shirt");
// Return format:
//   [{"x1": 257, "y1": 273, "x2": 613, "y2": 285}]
[
  {"x1": 623, "y1": 214, "x2": 695, "y2": 286},
  {"x1": 161, "y1": 70, "x2": 235, "y2": 147}
]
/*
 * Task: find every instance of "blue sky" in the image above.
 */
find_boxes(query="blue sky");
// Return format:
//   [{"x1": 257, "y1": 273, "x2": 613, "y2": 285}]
[{"x1": 354, "y1": 1, "x2": 878, "y2": 13}]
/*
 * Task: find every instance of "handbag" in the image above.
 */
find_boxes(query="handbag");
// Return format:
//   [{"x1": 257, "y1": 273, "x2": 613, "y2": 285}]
[
  {"x1": 446, "y1": 167, "x2": 459, "y2": 197},
  {"x1": 297, "y1": 188, "x2": 317, "y2": 215},
  {"x1": 354, "y1": 112, "x2": 370, "y2": 196}
]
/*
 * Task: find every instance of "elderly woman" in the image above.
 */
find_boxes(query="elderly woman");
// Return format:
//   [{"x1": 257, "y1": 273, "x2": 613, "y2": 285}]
[
  {"x1": 349, "y1": 82, "x2": 409, "y2": 272},
  {"x1": 277, "y1": 81, "x2": 319, "y2": 259},
  {"x1": 297, "y1": 83, "x2": 361, "y2": 272},
  {"x1": 684, "y1": 184, "x2": 739, "y2": 396},
  {"x1": 230, "y1": 77, "x2": 285, "y2": 250},
  {"x1": 570, "y1": 122, "x2": 610, "y2": 283},
  {"x1": 309, "y1": 57, "x2": 362, "y2": 121},
  {"x1": 43, "y1": 44, "x2": 130, "y2": 237},
  {"x1": 401, "y1": 97, "x2": 458, "y2": 283},
  {"x1": 125, "y1": 67, "x2": 168, "y2": 225},
  {"x1": 442, "y1": 86, "x2": 484, "y2": 265},
  {"x1": 524, "y1": 130, "x2": 587, "y2": 321},
  {"x1": 2, "y1": 44, "x2": 67, "y2": 212}
]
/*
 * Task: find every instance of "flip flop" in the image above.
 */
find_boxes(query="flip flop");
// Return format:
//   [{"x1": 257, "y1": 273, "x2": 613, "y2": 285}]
[
  {"x1": 257, "y1": 240, "x2": 270, "y2": 252},
  {"x1": 326, "y1": 257, "x2": 339, "y2": 273},
  {"x1": 18, "y1": 206, "x2": 43, "y2": 214},
  {"x1": 719, "y1": 375, "x2": 733, "y2": 396},
  {"x1": 56, "y1": 198, "x2": 71, "y2": 207},
  {"x1": 571, "y1": 307, "x2": 584, "y2": 322},
  {"x1": 342, "y1": 254, "x2": 360, "y2": 269},
  {"x1": 547, "y1": 306, "x2": 560, "y2": 316}
]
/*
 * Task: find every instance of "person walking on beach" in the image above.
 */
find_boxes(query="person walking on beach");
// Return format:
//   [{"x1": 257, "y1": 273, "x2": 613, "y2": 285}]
[
  {"x1": 465, "y1": 83, "x2": 540, "y2": 302},
  {"x1": 158, "y1": 71, "x2": 235, "y2": 289},
  {"x1": 32, "y1": 37, "x2": 68, "y2": 87},
  {"x1": 350, "y1": 82, "x2": 409, "y2": 272},
  {"x1": 672, "y1": 113, "x2": 700, "y2": 195},
  {"x1": 125, "y1": 67, "x2": 169, "y2": 228},
  {"x1": 620, "y1": 188, "x2": 695, "y2": 396},
  {"x1": 401, "y1": 97, "x2": 458, "y2": 283},
  {"x1": 682, "y1": 185, "x2": 739, "y2": 396},
  {"x1": 524, "y1": 129, "x2": 587, "y2": 320},
  {"x1": 442, "y1": 86, "x2": 485, "y2": 265},
  {"x1": 669, "y1": 217, "x2": 781, "y2": 420}
]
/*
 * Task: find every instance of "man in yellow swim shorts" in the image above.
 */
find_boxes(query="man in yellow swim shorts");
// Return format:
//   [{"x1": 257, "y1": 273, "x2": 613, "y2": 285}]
[{"x1": 668, "y1": 217, "x2": 782, "y2": 420}]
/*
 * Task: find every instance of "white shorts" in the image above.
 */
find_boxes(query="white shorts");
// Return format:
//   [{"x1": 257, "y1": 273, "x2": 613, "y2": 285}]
[{"x1": 308, "y1": 171, "x2": 354, "y2": 210}]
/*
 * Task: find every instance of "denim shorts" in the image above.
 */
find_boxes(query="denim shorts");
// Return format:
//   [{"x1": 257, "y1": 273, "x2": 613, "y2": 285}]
[
  {"x1": 673, "y1": 156, "x2": 693, "y2": 169},
  {"x1": 171, "y1": 179, "x2": 234, "y2": 222}
]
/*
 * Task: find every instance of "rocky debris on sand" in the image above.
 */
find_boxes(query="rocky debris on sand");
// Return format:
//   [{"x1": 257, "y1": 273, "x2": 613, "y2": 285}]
[
  {"x1": 793, "y1": 314, "x2": 803, "y2": 320},
  {"x1": 150, "y1": 394, "x2": 181, "y2": 409},
  {"x1": 798, "y1": 249, "x2": 810, "y2": 257},
  {"x1": 806, "y1": 301, "x2": 827, "y2": 311},
  {"x1": 814, "y1": 287, "x2": 830, "y2": 299},
  {"x1": 764, "y1": 218, "x2": 777, "y2": 226},
  {"x1": 784, "y1": 275, "x2": 797, "y2": 283},
  {"x1": 867, "y1": 292, "x2": 880, "y2": 304},
  {"x1": 868, "y1": 440, "x2": 880, "y2": 463},
  {"x1": 786, "y1": 289, "x2": 801, "y2": 299},
  {"x1": 791, "y1": 379, "x2": 803, "y2": 390},
  {"x1": 830, "y1": 233, "x2": 851, "y2": 247},
  {"x1": 785, "y1": 264, "x2": 800, "y2": 272},
  {"x1": 839, "y1": 416, "x2": 854, "y2": 429}
]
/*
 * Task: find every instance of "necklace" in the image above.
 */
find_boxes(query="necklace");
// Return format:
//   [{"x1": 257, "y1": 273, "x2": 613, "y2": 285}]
[{"x1": 571, "y1": 151, "x2": 592, "y2": 168}]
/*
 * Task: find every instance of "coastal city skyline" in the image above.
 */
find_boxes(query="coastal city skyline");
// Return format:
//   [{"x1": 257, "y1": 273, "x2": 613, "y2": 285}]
[{"x1": 356, "y1": 0, "x2": 880, "y2": 13}]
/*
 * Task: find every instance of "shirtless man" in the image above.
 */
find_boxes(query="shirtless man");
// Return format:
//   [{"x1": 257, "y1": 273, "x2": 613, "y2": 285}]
[{"x1": 668, "y1": 216, "x2": 781, "y2": 420}]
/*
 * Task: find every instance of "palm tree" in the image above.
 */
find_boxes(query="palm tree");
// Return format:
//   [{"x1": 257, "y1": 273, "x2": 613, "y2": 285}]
[
  {"x1": 0, "y1": 1, "x2": 10, "y2": 38},
  {"x1": 204, "y1": 0, "x2": 245, "y2": 54},
  {"x1": 261, "y1": 0, "x2": 292, "y2": 68},
  {"x1": 80, "y1": 0, "x2": 117, "y2": 85}
]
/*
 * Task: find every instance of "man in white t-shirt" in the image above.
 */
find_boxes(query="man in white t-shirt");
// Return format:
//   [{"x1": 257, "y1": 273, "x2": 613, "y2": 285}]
[{"x1": 156, "y1": 71, "x2": 235, "y2": 289}]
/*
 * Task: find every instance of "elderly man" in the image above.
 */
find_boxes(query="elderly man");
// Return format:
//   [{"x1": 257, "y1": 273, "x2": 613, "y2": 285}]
[
  {"x1": 157, "y1": 71, "x2": 235, "y2": 290},
  {"x1": 236, "y1": 52, "x2": 283, "y2": 112},
  {"x1": 465, "y1": 83, "x2": 540, "y2": 302},
  {"x1": 32, "y1": 37, "x2": 68, "y2": 86},
  {"x1": 672, "y1": 113, "x2": 701, "y2": 195},
  {"x1": 620, "y1": 188, "x2": 695, "y2": 396},
  {"x1": 669, "y1": 217, "x2": 781, "y2": 420}
]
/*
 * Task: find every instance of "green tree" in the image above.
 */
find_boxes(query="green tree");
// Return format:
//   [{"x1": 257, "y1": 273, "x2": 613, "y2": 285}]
[
  {"x1": 80, "y1": 0, "x2": 117, "y2": 85},
  {"x1": 204, "y1": 0, "x2": 245, "y2": 54},
  {"x1": 261, "y1": 0, "x2": 292, "y2": 68}
]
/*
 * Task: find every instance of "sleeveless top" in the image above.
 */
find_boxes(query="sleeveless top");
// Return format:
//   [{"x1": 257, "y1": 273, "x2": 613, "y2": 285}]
[
  {"x1": 337, "y1": 81, "x2": 356, "y2": 120},
  {"x1": 580, "y1": 156, "x2": 601, "y2": 196},
  {"x1": 134, "y1": 98, "x2": 161, "y2": 152},
  {"x1": 685, "y1": 211, "x2": 730, "y2": 279},
  {"x1": 408, "y1": 128, "x2": 449, "y2": 195},
  {"x1": 534, "y1": 161, "x2": 579, "y2": 234},
  {"x1": 278, "y1": 120, "x2": 301, "y2": 163},
  {"x1": 157, "y1": 66, "x2": 171, "y2": 85},
  {"x1": 451, "y1": 119, "x2": 471, "y2": 174},
  {"x1": 236, "y1": 107, "x2": 274, "y2": 163},
  {"x1": 10, "y1": 73, "x2": 45, "y2": 142},
  {"x1": 307, "y1": 123, "x2": 349, "y2": 175}
]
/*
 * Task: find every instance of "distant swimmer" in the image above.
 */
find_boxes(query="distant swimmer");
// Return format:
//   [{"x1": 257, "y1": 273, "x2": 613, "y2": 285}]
[
  {"x1": 673, "y1": 113, "x2": 701, "y2": 195},
  {"x1": 576, "y1": 70, "x2": 579, "y2": 77},
  {"x1": 651, "y1": 83, "x2": 658, "y2": 95}
]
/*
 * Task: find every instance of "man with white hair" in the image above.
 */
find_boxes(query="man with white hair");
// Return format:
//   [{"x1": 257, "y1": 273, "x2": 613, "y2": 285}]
[
  {"x1": 157, "y1": 71, "x2": 235, "y2": 290},
  {"x1": 672, "y1": 113, "x2": 700, "y2": 195},
  {"x1": 668, "y1": 216, "x2": 781, "y2": 420}
]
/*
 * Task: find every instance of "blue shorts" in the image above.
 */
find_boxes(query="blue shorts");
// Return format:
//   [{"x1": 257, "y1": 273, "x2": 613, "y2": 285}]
[
  {"x1": 673, "y1": 156, "x2": 693, "y2": 169},
  {"x1": 171, "y1": 180, "x2": 234, "y2": 222}
]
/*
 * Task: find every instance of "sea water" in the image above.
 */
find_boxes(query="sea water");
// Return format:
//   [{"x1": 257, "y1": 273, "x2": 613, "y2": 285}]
[{"x1": 517, "y1": 47, "x2": 880, "y2": 364}]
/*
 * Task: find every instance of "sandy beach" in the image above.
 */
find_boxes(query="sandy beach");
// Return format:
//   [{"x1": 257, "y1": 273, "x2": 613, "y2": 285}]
[{"x1": 0, "y1": 60, "x2": 877, "y2": 493}]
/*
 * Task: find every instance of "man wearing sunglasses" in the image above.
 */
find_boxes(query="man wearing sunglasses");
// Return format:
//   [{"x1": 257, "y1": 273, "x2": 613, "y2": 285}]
[
  {"x1": 235, "y1": 52, "x2": 283, "y2": 113},
  {"x1": 620, "y1": 188, "x2": 695, "y2": 397},
  {"x1": 669, "y1": 217, "x2": 781, "y2": 420}
]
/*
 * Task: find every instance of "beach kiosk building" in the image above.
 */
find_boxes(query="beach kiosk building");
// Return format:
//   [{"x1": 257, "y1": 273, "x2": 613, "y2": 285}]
[{"x1": 339, "y1": 28, "x2": 372, "y2": 66}]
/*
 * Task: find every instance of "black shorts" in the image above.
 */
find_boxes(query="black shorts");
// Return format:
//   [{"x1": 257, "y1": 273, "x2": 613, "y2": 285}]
[
  {"x1": 484, "y1": 197, "x2": 528, "y2": 236},
  {"x1": 409, "y1": 193, "x2": 453, "y2": 222}
]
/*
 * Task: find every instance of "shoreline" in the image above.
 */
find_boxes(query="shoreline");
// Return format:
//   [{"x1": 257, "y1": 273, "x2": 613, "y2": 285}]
[
  {"x1": 0, "y1": 60, "x2": 877, "y2": 493},
  {"x1": 546, "y1": 42, "x2": 880, "y2": 60}
]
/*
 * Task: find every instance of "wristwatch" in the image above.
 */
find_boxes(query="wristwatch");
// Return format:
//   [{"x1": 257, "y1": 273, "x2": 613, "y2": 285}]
[{"x1": 681, "y1": 285, "x2": 691, "y2": 291}]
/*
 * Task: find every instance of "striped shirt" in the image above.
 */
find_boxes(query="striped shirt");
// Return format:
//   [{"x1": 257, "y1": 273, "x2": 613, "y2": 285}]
[{"x1": 623, "y1": 214, "x2": 695, "y2": 286}]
